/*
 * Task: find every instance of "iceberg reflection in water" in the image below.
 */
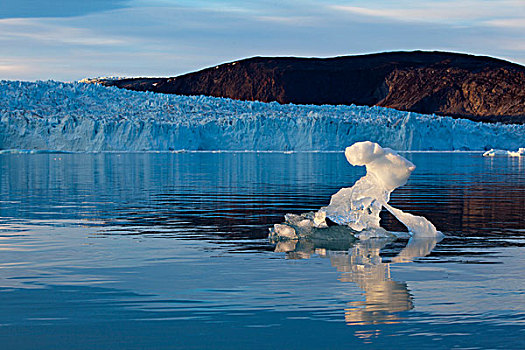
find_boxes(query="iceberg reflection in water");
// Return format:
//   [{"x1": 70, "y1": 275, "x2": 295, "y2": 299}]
[{"x1": 272, "y1": 234, "x2": 442, "y2": 326}]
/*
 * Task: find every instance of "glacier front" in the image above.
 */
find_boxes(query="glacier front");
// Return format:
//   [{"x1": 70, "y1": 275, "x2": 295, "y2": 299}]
[{"x1": 1, "y1": 80, "x2": 524, "y2": 152}]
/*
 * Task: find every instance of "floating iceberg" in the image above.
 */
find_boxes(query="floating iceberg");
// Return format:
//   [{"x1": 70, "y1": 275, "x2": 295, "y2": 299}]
[
  {"x1": 270, "y1": 142, "x2": 442, "y2": 241},
  {"x1": 483, "y1": 148, "x2": 525, "y2": 157},
  {"x1": 1, "y1": 80, "x2": 525, "y2": 152}
]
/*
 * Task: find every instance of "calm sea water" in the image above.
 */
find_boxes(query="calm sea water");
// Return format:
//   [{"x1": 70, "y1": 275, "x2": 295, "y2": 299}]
[{"x1": 0, "y1": 152, "x2": 524, "y2": 349}]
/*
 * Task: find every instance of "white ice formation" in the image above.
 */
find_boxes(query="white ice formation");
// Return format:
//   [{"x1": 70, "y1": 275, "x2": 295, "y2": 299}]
[
  {"x1": 1, "y1": 80, "x2": 524, "y2": 152},
  {"x1": 270, "y1": 142, "x2": 442, "y2": 240},
  {"x1": 483, "y1": 148, "x2": 525, "y2": 157}
]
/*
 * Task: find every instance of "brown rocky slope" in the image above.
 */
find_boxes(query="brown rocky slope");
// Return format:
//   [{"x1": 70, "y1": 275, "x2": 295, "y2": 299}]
[{"x1": 92, "y1": 51, "x2": 525, "y2": 124}]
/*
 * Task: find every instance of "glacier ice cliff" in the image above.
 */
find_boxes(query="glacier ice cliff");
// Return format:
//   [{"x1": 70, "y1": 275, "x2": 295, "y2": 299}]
[{"x1": 1, "y1": 80, "x2": 524, "y2": 152}]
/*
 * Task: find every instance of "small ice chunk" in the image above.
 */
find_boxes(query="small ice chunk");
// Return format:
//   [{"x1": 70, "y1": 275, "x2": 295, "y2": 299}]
[
  {"x1": 271, "y1": 224, "x2": 298, "y2": 240},
  {"x1": 313, "y1": 211, "x2": 328, "y2": 228},
  {"x1": 483, "y1": 148, "x2": 525, "y2": 157},
  {"x1": 483, "y1": 149, "x2": 508, "y2": 156},
  {"x1": 509, "y1": 147, "x2": 525, "y2": 157}
]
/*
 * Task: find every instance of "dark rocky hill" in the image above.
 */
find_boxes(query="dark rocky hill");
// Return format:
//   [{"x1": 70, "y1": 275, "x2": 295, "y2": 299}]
[{"x1": 92, "y1": 51, "x2": 525, "y2": 124}]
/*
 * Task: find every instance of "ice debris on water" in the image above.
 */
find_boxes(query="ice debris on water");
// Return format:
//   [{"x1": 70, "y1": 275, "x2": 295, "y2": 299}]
[
  {"x1": 270, "y1": 212, "x2": 365, "y2": 241},
  {"x1": 270, "y1": 141, "x2": 442, "y2": 241},
  {"x1": 483, "y1": 147, "x2": 525, "y2": 157}
]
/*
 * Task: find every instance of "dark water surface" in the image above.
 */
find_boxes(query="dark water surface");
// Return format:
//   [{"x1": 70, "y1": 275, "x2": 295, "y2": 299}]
[{"x1": 0, "y1": 152, "x2": 524, "y2": 349}]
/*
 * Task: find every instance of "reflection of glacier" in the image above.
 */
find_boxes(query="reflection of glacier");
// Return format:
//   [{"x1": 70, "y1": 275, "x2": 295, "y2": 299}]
[
  {"x1": 275, "y1": 235, "x2": 440, "y2": 325},
  {"x1": 1, "y1": 81, "x2": 525, "y2": 151}
]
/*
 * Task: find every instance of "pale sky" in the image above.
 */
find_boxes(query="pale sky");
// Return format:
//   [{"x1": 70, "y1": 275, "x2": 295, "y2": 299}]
[{"x1": 1, "y1": 0, "x2": 524, "y2": 81}]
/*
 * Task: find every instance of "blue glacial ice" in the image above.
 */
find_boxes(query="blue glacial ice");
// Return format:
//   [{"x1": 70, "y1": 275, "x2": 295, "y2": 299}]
[{"x1": 1, "y1": 80, "x2": 524, "y2": 152}]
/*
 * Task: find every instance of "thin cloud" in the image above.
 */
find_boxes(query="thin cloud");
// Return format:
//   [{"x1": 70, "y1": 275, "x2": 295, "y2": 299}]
[
  {"x1": 484, "y1": 18, "x2": 525, "y2": 29},
  {"x1": 0, "y1": 64, "x2": 26, "y2": 73},
  {"x1": 329, "y1": 1, "x2": 524, "y2": 25},
  {"x1": 0, "y1": 0, "x2": 129, "y2": 19},
  {"x1": 255, "y1": 15, "x2": 314, "y2": 25},
  {"x1": 0, "y1": 18, "x2": 129, "y2": 46}
]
